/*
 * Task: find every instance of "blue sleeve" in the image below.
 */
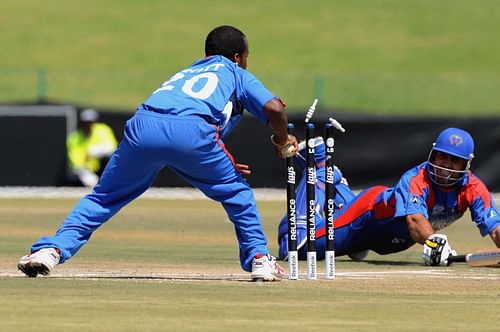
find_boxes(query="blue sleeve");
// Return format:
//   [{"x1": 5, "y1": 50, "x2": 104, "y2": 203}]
[
  {"x1": 392, "y1": 167, "x2": 430, "y2": 219},
  {"x1": 403, "y1": 190, "x2": 429, "y2": 218},
  {"x1": 236, "y1": 69, "x2": 275, "y2": 123},
  {"x1": 470, "y1": 193, "x2": 500, "y2": 236}
]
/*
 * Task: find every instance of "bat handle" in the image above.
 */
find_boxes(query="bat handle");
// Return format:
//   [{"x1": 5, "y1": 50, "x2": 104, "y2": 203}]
[{"x1": 447, "y1": 255, "x2": 467, "y2": 264}]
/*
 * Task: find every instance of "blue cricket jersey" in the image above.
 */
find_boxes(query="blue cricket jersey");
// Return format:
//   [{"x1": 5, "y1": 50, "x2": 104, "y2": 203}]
[
  {"x1": 278, "y1": 159, "x2": 500, "y2": 259},
  {"x1": 141, "y1": 55, "x2": 275, "y2": 137},
  {"x1": 30, "y1": 56, "x2": 279, "y2": 273}
]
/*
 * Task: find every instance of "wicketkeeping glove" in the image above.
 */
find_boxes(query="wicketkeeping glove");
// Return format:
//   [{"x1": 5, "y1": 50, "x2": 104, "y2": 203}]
[{"x1": 422, "y1": 234, "x2": 457, "y2": 266}]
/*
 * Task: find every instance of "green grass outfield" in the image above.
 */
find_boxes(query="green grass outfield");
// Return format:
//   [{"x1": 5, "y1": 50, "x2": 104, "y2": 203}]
[
  {"x1": 1, "y1": 0, "x2": 500, "y2": 115},
  {"x1": 0, "y1": 195, "x2": 499, "y2": 331}
]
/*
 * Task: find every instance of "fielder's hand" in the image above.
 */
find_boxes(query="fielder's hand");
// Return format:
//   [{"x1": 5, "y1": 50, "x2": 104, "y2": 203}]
[
  {"x1": 271, "y1": 134, "x2": 298, "y2": 158},
  {"x1": 422, "y1": 234, "x2": 457, "y2": 266},
  {"x1": 236, "y1": 163, "x2": 251, "y2": 176}
]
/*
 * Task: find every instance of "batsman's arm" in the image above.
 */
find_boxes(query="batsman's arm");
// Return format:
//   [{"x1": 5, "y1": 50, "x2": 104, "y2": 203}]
[
  {"x1": 406, "y1": 213, "x2": 435, "y2": 244},
  {"x1": 264, "y1": 98, "x2": 298, "y2": 157},
  {"x1": 489, "y1": 224, "x2": 500, "y2": 248}
]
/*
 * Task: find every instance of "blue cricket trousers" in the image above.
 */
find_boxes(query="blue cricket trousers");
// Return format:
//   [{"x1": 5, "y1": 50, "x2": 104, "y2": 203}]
[
  {"x1": 279, "y1": 185, "x2": 414, "y2": 260},
  {"x1": 32, "y1": 109, "x2": 269, "y2": 272}
]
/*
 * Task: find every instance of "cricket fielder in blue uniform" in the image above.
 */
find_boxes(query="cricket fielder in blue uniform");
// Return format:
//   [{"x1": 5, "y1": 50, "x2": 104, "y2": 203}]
[
  {"x1": 18, "y1": 25, "x2": 298, "y2": 281},
  {"x1": 278, "y1": 128, "x2": 500, "y2": 265}
]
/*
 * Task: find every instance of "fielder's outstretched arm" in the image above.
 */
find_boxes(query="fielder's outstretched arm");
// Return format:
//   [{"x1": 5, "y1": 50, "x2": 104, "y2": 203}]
[{"x1": 264, "y1": 98, "x2": 298, "y2": 158}]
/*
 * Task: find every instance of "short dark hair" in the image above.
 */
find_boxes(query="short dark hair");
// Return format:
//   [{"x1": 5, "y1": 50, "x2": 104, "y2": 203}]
[{"x1": 205, "y1": 25, "x2": 247, "y2": 61}]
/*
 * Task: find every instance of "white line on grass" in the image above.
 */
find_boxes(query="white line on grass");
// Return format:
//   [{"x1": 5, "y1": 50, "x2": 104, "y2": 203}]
[{"x1": 2, "y1": 269, "x2": 498, "y2": 281}]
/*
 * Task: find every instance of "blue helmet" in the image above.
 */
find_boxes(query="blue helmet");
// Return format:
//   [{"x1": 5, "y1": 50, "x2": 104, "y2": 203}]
[
  {"x1": 433, "y1": 127, "x2": 474, "y2": 161},
  {"x1": 427, "y1": 128, "x2": 474, "y2": 186}
]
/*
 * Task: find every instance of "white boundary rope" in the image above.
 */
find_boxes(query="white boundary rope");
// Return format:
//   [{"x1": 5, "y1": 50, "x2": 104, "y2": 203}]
[
  {"x1": 0, "y1": 187, "x2": 286, "y2": 201},
  {"x1": 0, "y1": 187, "x2": 498, "y2": 203}
]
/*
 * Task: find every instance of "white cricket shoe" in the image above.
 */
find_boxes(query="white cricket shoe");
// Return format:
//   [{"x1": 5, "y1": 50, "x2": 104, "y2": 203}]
[
  {"x1": 251, "y1": 253, "x2": 285, "y2": 282},
  {"x1": 348, "y1": 250, "x2": 369, "y2": 261},
  {"x1": 17, "y1": 248, "x2": 61, "y2": 277}
]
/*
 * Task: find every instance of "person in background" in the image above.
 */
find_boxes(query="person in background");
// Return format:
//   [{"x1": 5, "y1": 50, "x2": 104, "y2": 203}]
[{"x1": 67, "y1": 108, "x2": 118, "y2": 187}]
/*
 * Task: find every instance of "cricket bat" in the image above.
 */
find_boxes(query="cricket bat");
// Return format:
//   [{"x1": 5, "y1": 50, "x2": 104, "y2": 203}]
[{"x1": 448, "y1": 249, "x2": 500, "y2": 267}]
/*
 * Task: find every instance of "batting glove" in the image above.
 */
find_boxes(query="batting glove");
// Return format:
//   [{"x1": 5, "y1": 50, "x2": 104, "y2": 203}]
[{"x1": 422, "y1": 234, "x2": 457, "y2": 266}]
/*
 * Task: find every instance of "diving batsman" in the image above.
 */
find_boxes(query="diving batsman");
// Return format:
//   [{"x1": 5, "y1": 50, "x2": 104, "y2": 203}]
[{"x1": 278, "y1": 127, "x2": 500, "y2": 265}]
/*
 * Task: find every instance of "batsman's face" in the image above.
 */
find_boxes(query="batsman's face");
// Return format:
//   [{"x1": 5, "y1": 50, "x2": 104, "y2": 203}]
[{"x1": 432, "y1": 151, "x2": 466, "y2": 183}]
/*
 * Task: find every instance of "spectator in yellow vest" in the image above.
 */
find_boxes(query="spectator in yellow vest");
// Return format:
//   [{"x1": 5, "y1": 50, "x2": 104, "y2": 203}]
[{"x1": 67, "y1": 109, "x2": 118, "y2": 187}]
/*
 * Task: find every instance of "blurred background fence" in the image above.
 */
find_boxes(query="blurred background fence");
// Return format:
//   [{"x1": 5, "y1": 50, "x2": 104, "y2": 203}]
[{"x1": 1, "y1": 104, "x2": 499, "y2": 191}]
